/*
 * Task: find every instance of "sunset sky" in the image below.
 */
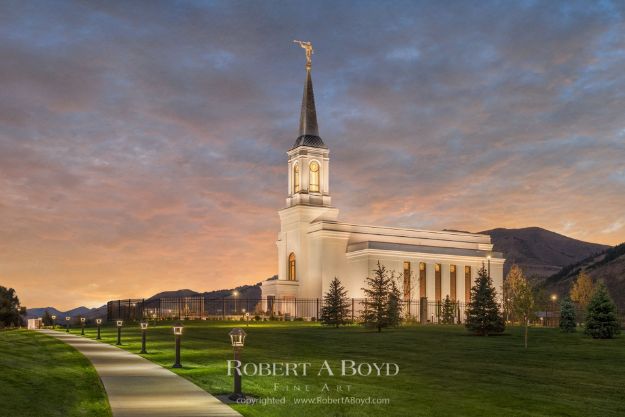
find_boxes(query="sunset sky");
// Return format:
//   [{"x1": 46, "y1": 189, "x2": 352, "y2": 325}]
[{"x1": 1, "y1": 1, "x2": 624, "y2": 310}]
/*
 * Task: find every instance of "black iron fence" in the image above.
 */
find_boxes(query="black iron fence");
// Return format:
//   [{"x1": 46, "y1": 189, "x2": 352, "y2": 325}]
[{"x1": 107, "y1": 297, "x2": 468, "y2": 324}]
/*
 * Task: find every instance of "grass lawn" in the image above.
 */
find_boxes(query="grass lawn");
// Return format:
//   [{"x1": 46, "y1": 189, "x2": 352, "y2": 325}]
[
  {"x1": 70, "y1": 322, "x2": 624, "y2": 417},
  {"x1": 0, "y1": 329, "x2": 111, "y2": 417}
]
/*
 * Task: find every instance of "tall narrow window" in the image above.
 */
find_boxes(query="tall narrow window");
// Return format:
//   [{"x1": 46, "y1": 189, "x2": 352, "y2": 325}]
[
  {"x1": 403, "y1": 261, "x2": 411, "y2": 301},
  {"x1": 309, "y1": 161, "x2": 320, "y2": 192},
  {"x1": 435, "y1": 264, "x2": 441, "y2": 302},
  {"x1": 288, "y1": 253, "x2": 296, "y2": 281},
  {"x1": 419, "y1": 262, "x2": 426, "y2": 298},
  {"x1": 293, "y1": 164, "x2": 300, "y2": 193},
  {"x1": 450, "y1": 265, "x2": 457, "y2": 301},
  {"x1": 465, "y1": 266, "x2": 472, "y2": 303}
]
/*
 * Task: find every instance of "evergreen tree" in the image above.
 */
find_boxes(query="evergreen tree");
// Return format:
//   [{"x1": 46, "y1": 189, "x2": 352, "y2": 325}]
[
  {"x1": 441, "y1": 295, "x2": 456, "y2": 324},
  {"x1": 321, "y1": 277, "x2": 351, "y2": 328},
  {"x1": 465, "y1": 265, "x2": 505, "y2": 336},
  {"x1": 387, "y1": 280, "x2": 402, "y2": 327},
  {"x1": 42, "y1": 310, "x2": 54, "y2": 326},
  {"x1": 361, "y1": 261, "x2": 392, "y2": 332},
  {"x1": 585, "y1": 284, "x2": 620, "y2": 339},
  {"x1": 559, "y1": 297, "x2": 576, "y2": 333}
]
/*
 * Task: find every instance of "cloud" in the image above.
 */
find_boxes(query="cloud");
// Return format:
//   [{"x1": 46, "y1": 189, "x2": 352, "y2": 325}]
[{"x1": 0, "y1": 0, "x2": 624, "y2": 309}]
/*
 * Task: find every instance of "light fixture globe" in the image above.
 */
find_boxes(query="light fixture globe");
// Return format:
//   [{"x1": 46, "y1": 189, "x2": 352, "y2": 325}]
[
  {"x1": 116, "y1": 320, "x2": 123, "y2": 327},
  {"x1": 173, "y1": 322, "x2": 183, "y2": 335},
  {"x1": 96, "y1": 318, "x2": 102, "y2": 325},
  {"x1": 229, "y1": 328, "x2": 247, "y2": 347},
  {"x1": 65, "y1": 316, "x2": 71, "y2": 321},
  {"x1": 80, "y1": 317, "x2": 86, "y2": 323},
  {"x1": 140, "y1": 322, "x2": 148, "y2": 330},
  {"x1": 51, "y1": 315, "x2": 57, "y2": 320},
  {"x1": 551, "y1": 294, "x2": 557, "y2": 301}
]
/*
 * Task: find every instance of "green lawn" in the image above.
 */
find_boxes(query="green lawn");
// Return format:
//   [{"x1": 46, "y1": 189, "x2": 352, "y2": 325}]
[
  {"x1": 0, "y1": 329, "x2": 111, "y2": 417},
  {"x1": 69, "y1": 321, "x2": 625, "y2": 417}
]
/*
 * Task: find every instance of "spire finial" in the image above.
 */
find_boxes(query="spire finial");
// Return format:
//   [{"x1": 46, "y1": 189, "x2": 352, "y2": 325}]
[{"x1": 293, "y1": 40, "x2": 313, "y2": 68}]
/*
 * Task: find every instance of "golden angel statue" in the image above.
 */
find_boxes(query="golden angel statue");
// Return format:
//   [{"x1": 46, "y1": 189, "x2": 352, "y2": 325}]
[{"x1": 293, "y1": 40, "x2": 314, "y2": 67}]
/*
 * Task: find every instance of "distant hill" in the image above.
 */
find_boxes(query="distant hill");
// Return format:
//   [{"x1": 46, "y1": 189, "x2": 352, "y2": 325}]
[
  {"x1": 543, "y1": 243, "x2": 625, "y2": 312},
  {"x1": 479, "y1": 227, "x2": 609, "y2": 279},
  {"x1": 25, "y1": 305, "x2": 106, "y2": 320},
  {"x1": 147, "y1": 282, "x2": 265, "y2": 301}
]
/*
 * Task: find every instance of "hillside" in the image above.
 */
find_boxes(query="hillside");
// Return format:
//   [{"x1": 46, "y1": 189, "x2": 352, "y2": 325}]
[
  {"x1": 479, "y1": 227, "x2": 609, "y2": 279},
  {"x1": 543, "y1": 243, "x2": 625, "y2": 311}
]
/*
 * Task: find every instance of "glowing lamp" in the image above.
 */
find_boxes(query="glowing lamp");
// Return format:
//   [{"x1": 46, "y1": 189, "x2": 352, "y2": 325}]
[
  {"x1": 116, "y1": 320, "x2": 123, "y2": 327},
  {"x1": 229, "y1": 328, "x2": 247, "y2": 347},
  {"x1": 173, "y1": 323, "x2": 184, "y2": 335},
  {"x1": 140, "y1": 322, "x2": 148, "y2": 330},
  {"x1": 96, "y1": 318, "x2": 102, "y2": 325}
]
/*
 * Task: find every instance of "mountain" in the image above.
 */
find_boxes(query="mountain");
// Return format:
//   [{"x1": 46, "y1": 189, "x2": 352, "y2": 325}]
[
  {"x1": 543, "y1": 243, "x2": 625, "y2": 311},
  {"x1": 479, "y1": 227, "x2": 609, "y2": 279},
  {"x1": 25, "y1": 305, "x2": 106, "y2": 320},
  {"x1": 148, "y1": 282, "x2": 265, "y2": 301}
]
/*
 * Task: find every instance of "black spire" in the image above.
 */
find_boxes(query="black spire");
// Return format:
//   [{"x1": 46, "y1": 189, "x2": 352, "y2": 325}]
[{"x1": 292, "y1": 67, "x2": 326, "y2": 149}]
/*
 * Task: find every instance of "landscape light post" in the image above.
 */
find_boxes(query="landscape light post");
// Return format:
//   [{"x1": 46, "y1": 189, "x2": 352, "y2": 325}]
[
  {"x1": 116, "y1": 320, "x2": 123, "y2": 345},
  {"x1": 245, "y1": 312, "x2": 250, "y2": 327},
  {"x1": 172, "y1": 323, "x2": 183, "y2": 368},
  {"x1": 228, "y1": 328, "x2": 247, "y2": 401},
  {"x1": 65, "y1": 316, "x2": 71, "y2": 332},
  {"x1": 551, "y1": 294, "x2": 557, "y2": 327},
  {"x1": 140, "y1": 322, "x2": 148, "y2": 354},
  {"x1": 51, "y1": 315, "x2": 56, "y2": 329},
  {"x1": 233, "y1": 290, "x2": 239, "y2": 314},
  {"x1": 80, "y1": 317, "x2": 86, "y2": 335},
  {"x1": 96, "y1": 318, "x2": 102, "y2": 340}
]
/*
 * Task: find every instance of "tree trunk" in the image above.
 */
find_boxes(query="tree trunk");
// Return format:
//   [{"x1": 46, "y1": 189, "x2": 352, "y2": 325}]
[{"x1": 524, "y1": 318, "x2": 528, "y2": 349}]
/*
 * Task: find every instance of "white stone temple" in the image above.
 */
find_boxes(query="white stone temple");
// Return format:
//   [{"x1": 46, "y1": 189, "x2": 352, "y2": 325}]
[{"x1": 261, "y1": 47, "x2": 504, "y2": 318}]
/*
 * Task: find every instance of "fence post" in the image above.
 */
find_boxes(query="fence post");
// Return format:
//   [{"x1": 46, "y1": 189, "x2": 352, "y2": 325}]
[
  {"x1": 420, "y1": 297, "x2": 427, "y2": 324},
  {"x1": 316, "y1": 298, "x2": 320, "y2": 320},
  {"x1": 222, "y1": 298, "x2": 226, "y2": 320}
]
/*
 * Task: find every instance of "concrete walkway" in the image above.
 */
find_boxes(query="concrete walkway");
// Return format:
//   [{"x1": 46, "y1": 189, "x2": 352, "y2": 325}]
[{"x1": 39, "y1": 330, "x2": 241, "y2": 417}]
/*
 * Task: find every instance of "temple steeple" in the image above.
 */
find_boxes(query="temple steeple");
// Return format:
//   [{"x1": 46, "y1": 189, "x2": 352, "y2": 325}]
[
  {"x1": 286, "y1": 41, "x2": 332, "y2": 209},
  {"x1": 292, "y1": 40, "x2": 326, "y2": 149}
]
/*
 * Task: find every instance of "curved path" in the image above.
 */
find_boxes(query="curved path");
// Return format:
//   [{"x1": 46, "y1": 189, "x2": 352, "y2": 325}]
[{"x1": 39, "y1": 329, "x2": 241, "y2": 417}]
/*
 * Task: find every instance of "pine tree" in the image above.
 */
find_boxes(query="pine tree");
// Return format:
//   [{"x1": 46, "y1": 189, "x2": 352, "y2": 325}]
[
  {"x1": 441, "y1": 295, "x2": 456, "y2": 324},
  {"x1": 585, "y1": 284, "x2": 620, "y2": 339},
  {"x1": 361, "y1": 261, "x2": 392, "y2": 332},
  {"x1": 465, "y1": 265, "x2": 505, "y2": 336},
  {"x1": 559, "y1": 297, "x2": 576, "y2": 333},
  {"x1": 321, "y1": 277, "x2": 351, "y2": 328},
  {"x1": 42, "y1": 310, "x2": 54, "y2": 326},
  {"x1": 387, "y1": 280, "x2": 402, "y2": 327}
]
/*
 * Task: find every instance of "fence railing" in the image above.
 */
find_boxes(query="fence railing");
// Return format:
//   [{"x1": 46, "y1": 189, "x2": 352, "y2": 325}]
[{"x1": 107, "y1": 297, "x2": 468, "y2": 324}]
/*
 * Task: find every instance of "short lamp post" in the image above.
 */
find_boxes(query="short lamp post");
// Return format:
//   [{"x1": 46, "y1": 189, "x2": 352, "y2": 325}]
[
  {"x1": 80, "y1": 317, "x2": 86, "y2": 335},
  {"x1": 116, "y1": 320, "x2": 123, "y2": 345},
  {"x1": 245, "y1": 312, "x2": 250, "y2": 327},
  {"x1": 229, "y1": 327, "x2": 247, "y2": 400},
  {"x1": 140, "y1": 322, "x2": 148, "y2": 354},
  {"x1": 172, "y1": 323, "x2": 183, "y2": 368},
  {"x1": 96, "y1": 318, "x2": 102, "y2": 340},
  {"x1": 51, "y1": 315, "x2": 57, "y2": 329},
  {"x1": 65, "y1": 316, "x2": 71, "y2": 332}
]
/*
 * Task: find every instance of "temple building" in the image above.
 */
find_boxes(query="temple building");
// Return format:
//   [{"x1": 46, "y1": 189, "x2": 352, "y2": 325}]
[{"x1": 261, "y1": 45, "x2": 504, "y2": 319}]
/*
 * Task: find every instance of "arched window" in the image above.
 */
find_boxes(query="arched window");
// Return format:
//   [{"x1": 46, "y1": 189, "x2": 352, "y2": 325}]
[
  {"x1": 288, "y1": 253, "x2": 296, "y2": 281},
  {"x1": 293, "y1": 164, "x2": 300, "y2": 193},
  {"x1": 309, "y1": 161, "x2": 320, "y2": 193}
]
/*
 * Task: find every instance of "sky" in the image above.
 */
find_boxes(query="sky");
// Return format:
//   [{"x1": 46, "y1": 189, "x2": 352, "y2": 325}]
[{"x1": 1, "y1": 0, "x2": 624, "y2": 310}]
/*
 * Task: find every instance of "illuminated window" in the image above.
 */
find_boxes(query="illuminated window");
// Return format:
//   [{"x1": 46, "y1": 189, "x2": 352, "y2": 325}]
[
  {"x1": 293, "y1": 164, "x2": 300, "y2": 193},
  {"x1": 288, "y1": 253, "x2": 296, "y2": 281},
  {"x1": 450, "y1": 265, "x2": 457, "y2": 301},
  {"x1": 419, "y1": 262, "x2": 426, "y2": 298},
  {"x1": 403, "y1": 261, "x2": 411, "y2": 301},
  {"x1": 465, "y1": 266, "x2": 472, "y2": 303},
  {"x1": 309, "y1": 161, "x2": 320, "y2": 193},
  {"x1": 435, "y1": 264, "x2": 441, "y2": 302}
]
